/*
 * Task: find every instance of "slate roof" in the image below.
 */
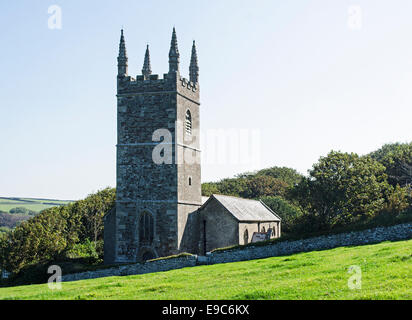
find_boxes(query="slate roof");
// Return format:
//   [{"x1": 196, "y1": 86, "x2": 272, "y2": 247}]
[{"x1": 201, "y1": 194, "x2": 281, "y2": 222}]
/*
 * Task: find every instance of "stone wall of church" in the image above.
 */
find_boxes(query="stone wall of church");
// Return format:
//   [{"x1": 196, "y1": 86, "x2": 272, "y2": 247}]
[
  {"x1": 178, "y1": 204, "x2": 201, "y2": 253},
  {"x1": 198, "y1": 199, "x2": 239, "y2": 254}
]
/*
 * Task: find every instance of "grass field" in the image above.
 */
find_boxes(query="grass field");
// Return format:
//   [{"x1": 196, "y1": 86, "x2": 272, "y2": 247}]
[
  {"x1": 0, "y1": 239, "x2": 411, "y2": 300},
  {"x1": 0, "y1": 197, "x2": 72, "y2": 213}
]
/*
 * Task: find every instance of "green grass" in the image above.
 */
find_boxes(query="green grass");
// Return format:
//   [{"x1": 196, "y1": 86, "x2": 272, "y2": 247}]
[
  {"x1": 0, "y1": 197, "x2": 72, "y2": 213},
  {"x1": 0, "y1": 239, "x2": 411, "y2": 300}
]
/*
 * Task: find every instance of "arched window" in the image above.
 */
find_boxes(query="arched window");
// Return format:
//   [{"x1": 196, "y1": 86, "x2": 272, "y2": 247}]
[
  {"x1": 189, "y1": 177, "x2": 192, "y2": 186},
  {"x1": 139, "y1": 212, "x2": 154, "y2": 245},
  {"x1": 185, "y1": 110, "x2": 192, "y2": 135},
  {"x1": 244, "y1": 229, "x2": 249, "y2": 244}
]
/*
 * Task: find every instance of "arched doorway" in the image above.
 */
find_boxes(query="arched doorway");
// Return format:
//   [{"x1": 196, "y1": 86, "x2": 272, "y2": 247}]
[{"x1": 142, "y1": 250, "x2": 155, "y2": 262}]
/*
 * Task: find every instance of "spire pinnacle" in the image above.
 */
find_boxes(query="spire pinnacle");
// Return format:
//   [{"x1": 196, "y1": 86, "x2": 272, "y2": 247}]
[
  {"x1": 189, "y1": 40, "x2": 199, "y2": 84},
  {"x1": 119, "y1": 29, "x2": 127, "y2": 58},
  {"x1": 117, "y1": 29, "x2": 128, "y2": 76},
  {"x1": 168, "y1": 27, "x2": 180, "y2": 73},
  {"x1": 142, "y1": 44, "x2": 152, "y2": 79}
]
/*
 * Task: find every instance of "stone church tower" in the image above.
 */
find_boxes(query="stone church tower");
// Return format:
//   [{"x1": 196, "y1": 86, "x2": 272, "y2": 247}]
[{"x1": 104, "y1": 28, "x2": 202, "y2": 264}]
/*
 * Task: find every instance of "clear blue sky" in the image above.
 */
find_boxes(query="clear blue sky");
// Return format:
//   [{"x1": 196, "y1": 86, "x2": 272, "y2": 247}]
[{"x1": 1, "y1": 0, "x2": 412, "y2": 200}]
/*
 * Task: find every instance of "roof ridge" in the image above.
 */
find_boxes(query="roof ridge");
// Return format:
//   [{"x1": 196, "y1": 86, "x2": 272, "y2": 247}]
[
  {"x1": 209, "y1": 194, "x2": 281, "y2": 222},
  {"x1": 212, "y1": 194, "x2": 259, "y2": 202}
]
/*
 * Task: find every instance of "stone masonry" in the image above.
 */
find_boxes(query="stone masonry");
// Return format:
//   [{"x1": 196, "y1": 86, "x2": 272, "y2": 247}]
[{"x1": 104, "y1": 28, "x2": 202, "y2": 264}]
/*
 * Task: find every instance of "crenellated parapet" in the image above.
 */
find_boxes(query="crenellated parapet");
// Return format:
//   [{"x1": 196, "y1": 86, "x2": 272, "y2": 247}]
[
  {"x1": 117, "y1": 74, "x2": 169, "y2": 95},
  {"x1": 117, "y1": 27, "x2": 199, "y2": 99},
  {"x1": 117, "y1": 73, "x2": 199, "y2": 100}
]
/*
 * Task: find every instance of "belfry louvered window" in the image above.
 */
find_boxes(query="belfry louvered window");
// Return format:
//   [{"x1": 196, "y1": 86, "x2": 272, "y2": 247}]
[
  {"x1": 185, "y1": 110, "x2": 192, "y2": 135},
  {"x1": 139, "y1": 212, "x2": 154, "y2": 245}
]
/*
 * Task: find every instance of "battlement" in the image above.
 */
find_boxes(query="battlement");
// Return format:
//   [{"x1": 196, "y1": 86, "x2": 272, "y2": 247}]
[{"x1": 118, "y1": 73, "x2": 199, "y2": 97}]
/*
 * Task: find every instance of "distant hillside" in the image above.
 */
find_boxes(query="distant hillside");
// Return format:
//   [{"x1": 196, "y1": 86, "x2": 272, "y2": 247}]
[
  {"x1": 0, "y1": 197, "x2": 73, "y2": 232},
  {"x1": 0, "y1": 197, "x2": 72, "y2": 214}
]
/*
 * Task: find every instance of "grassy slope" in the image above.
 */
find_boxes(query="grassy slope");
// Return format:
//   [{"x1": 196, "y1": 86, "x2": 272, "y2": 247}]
[
  {"x1": 0, "y1": 198, "x2": 72, "y2": 213},
  {"x1": 0, "y1": 239, "x2": 411, "y2": 300}
]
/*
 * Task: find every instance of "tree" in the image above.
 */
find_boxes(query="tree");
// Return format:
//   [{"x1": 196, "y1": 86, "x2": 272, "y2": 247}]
[
  {"x1": 79, "y1": 188, "x2": 116, "y2": 244},
  {"x1": 370, "y1": 142, "x2": 412, "y2": 187},
  {"x1": 254, "y1": 167, "x2": 303, "y2": 187},
  {"x1": 0, "y1": 212, "x2": 30, "y2": 229},
  {"x1": 0, "y1": 188, "x2": 115, "y2": 274},
  {"x1": 384, "y1": 184, "x2": 411, "y2": 213},
  {"x1": 0, "y1": 208, "x2": 69, "y2": 273},
  {"x1": 9, "y1": 207, "x2": 37, "y2": 216},
  {"x1": 260, "y1": 196, "x2": 302, "y2": 233},
  {"x1": 201, "y1": 183, "x2": 220, "y2": 197},
  {"x1": 292, "y1": 151, "x2": 390, "y2": 230},
  {"x1": 202, "y1": 166, "x2": 303, "y2": 199},
  {"x1": 241, "y1": 176, "x2": 289, "y2": 198}
]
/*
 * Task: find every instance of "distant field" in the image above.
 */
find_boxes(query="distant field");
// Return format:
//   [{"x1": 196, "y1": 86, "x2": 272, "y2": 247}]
[
  {"x1": 0, "y1": 197, "x2": 72, "y2": 213},
  {"x1": 0, "y1": 239, "x2": 411, "y2": 300}
]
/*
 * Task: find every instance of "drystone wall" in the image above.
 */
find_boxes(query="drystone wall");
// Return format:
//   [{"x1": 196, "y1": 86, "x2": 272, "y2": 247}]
[
  {"x1": 208, "y1": 223, "x2": 412, "y2": 264},
  {"x1": 62, "y1": 223, "x2": 412, "y2": 282},
  {"x1": 62, "y1": 255, "x2": 197, "y2": 282}
]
